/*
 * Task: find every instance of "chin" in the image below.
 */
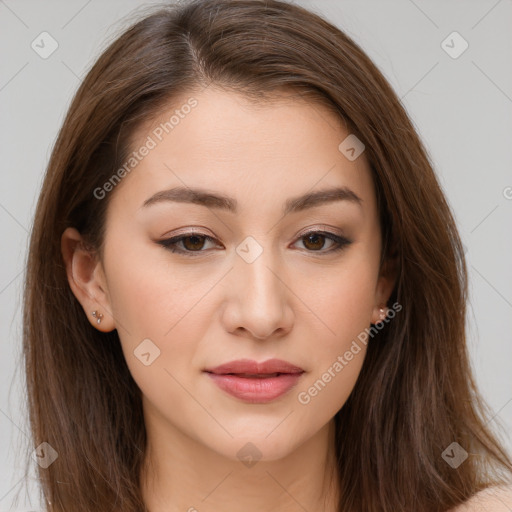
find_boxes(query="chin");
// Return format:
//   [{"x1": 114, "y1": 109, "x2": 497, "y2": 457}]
[{"x1": 206, "y1": 434, "x2": 299, "y2": 464}]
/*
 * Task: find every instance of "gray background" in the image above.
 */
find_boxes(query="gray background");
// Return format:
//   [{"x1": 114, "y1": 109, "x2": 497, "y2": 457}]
[{"x1": 1, "y1": 0, "x2": 511, "y2": 510}]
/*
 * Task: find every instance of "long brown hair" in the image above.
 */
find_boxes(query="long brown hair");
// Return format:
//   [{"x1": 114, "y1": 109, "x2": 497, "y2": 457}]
[{"x1": 21, "y1": 0, "x2": 512, "y2": 510}]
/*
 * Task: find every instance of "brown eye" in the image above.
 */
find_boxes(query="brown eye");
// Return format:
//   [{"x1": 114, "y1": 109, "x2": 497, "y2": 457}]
[
  {"x1": 295, "y1": 231, "x2": 351, "y2": 253},
  {"x1": 157, "y1": 233, "x2": 218, "y2": 256},
  {"x1": 301, "y1": 233, "x2": 328, "y2": 251},
  {"x1": 181, "y1": 235, "x2": 207, "y2": 251}
]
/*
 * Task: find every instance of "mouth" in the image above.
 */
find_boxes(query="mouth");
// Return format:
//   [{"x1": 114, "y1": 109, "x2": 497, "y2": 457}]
[{"x1": 203, "y1": 359, "x2": 305, "y2": 403}]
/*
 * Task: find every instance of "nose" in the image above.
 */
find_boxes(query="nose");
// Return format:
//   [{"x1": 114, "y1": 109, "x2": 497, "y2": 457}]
[{"x1": 221, "y1": 245, "x2": 294, "y2": 340}]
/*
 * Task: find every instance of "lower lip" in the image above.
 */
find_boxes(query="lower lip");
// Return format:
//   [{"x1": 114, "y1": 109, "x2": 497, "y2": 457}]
[{"x1": 205, "y1": 372, "x2": 304, "y2": 403}]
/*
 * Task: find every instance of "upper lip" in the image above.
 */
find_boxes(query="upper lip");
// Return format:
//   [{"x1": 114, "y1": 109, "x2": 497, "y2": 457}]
[{"x1": 204, "y1": 358, "x2": 304, "y2": 375}]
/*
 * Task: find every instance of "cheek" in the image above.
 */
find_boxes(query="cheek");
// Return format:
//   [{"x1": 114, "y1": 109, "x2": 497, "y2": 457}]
[
  {"x1": 293, "y1": 274, "x2": 374, "y2": 424},
  {"x1": 307, "y1": 255, "x2": 378, "y2": 349},
  {"x1": 104, "y1": 237, "x2": 209, "y2": 339},
  {"x1": 102, "y1": 238, "x2": 236, "y2": 405},
  {"x1": 294, "y1": 251, "x2": 378, "y2": 410}
]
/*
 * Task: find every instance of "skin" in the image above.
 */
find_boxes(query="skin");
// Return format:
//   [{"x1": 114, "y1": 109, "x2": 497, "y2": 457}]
[
  {"x1": 62, "y1": 86, "x2": 398, "y2": 512},
  {"x1": 450, "y1": 486, "x2": 512, "y2": 511}
]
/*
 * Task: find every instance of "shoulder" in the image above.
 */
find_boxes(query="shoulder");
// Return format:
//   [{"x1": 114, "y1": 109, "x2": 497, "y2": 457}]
[{"x1": 449, "y1": 485, "x2": 512, "y2": 511}]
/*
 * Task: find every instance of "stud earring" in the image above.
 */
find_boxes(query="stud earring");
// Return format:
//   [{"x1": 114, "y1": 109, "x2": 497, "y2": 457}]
[
  {"x1": 91, "y1": 311, "x2": 103, "y2": 324},
  {"x1": 379, "y1": 306, "x2": 388, "y2": 321}
]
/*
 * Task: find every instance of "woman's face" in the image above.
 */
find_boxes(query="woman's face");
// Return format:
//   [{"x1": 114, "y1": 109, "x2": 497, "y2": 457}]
[{"x1": 76, "y1": 87, "x2": 395, "y2": 462}]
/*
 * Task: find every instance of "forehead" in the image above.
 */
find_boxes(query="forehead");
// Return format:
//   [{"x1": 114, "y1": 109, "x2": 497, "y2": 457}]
[{"x1": 110, "y1": 86, "x2": 375, "y2": 216}]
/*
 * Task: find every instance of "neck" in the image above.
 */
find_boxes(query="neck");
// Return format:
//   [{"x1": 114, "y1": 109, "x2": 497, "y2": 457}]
[{"x1": 140, "y1": 417, "x2": 340, "y2": 512}]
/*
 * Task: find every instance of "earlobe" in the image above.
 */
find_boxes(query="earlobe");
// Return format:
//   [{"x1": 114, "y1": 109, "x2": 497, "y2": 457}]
[
  {"x1": 61, "y1": 227, "x2": 115, "y2": 332},
  {"x1": 371, "y1": 304, "x2": 390, "y2": 325}
]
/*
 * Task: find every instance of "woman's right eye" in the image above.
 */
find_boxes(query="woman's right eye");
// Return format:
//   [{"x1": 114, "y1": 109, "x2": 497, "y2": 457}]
[{"x1": 157, "y1": 233, "x2": 220, "y2": 256}]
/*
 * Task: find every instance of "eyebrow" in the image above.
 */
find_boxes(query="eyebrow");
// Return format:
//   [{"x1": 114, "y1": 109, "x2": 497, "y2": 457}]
[{"x1": 141, "y1": 185, "x2": 362, "y2": 216}]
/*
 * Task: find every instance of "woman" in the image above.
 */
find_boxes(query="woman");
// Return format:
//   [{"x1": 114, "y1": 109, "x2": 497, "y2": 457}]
[{"x1": 22, "y1": 0, "x2": 512, "y2": 510}]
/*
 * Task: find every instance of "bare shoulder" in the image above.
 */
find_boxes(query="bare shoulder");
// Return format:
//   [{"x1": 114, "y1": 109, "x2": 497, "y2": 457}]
[{"x1": 449, "y1": 485, "x2": 512, "y2": 511}]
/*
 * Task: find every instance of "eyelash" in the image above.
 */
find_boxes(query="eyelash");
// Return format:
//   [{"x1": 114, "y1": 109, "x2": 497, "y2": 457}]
[{"x1": 157, "y1": 230, "x2": 352, "y2": 257}]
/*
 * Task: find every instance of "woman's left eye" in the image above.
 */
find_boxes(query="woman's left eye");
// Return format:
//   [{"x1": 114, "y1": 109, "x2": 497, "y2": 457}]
[
  {"x1": 295, "y1": 231, "x2": 352, "y2": 253},
  {"x1": 157, "y1": 230, "x2": 352, "y2": 257}
]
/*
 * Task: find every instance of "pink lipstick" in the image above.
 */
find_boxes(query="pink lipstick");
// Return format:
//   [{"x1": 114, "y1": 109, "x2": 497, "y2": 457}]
[{"x1": 204, "y1": 358, "x2": 305, "y2": 403}]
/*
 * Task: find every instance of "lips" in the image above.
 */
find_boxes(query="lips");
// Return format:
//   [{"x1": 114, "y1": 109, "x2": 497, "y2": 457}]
[{"x1": 203, "y1": 358, "x2": 305, "y2": 403}]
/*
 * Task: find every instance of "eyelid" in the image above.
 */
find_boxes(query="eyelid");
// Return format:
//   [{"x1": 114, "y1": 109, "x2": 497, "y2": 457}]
[{"x1": 295, "y1": 224, "x2": 344, "y2": 239}]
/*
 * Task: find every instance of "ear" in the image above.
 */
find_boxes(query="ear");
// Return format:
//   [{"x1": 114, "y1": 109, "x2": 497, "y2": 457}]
[
  {"x1": 371, "y1": 242, "x2": 399, "y2": 325},
  {"x1": 61, "y1": 227, "x2": 115, "y2": 332}
]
